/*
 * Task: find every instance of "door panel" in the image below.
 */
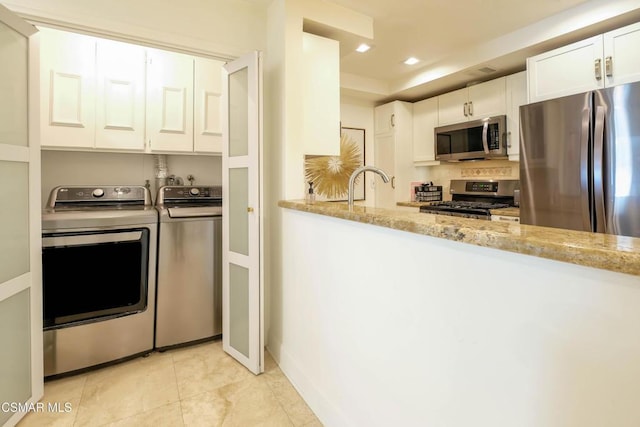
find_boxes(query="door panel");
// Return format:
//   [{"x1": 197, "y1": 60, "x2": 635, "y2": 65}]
[
  {"x1": 0, "y1": 5, "x2": 42, "y2": 427},
  {"x1": 222, "y1": 51, "x2": 263, "y2": 375}
]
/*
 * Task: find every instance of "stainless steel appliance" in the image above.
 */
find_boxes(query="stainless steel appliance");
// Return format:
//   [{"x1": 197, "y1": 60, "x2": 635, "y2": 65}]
[
  {"x1": 519, "y1": 81, "x2": 640, "y2": 238},
  {"x1": 419, "y1": 179, "x2": 519, "y2": 220},
  {"x1": 155, "y1": 185, "x2": 222, "y2": 350},
  {"x1": 41, "y1": 185, "x2": 157, "y2": 377},
  {"x1": 434, "y1": 115, "x2": 507, "y2": 161}
]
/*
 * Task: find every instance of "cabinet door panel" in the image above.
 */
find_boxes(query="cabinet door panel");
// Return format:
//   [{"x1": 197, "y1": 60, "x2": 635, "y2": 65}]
[
  {"x1": 604, "y1": 22, "x2": 640, "y2": 88},
  {"x1": 302, "y1": 33, "x2": 339, "y2": 155},
  {"x1": 412, "y1": 97, "x2": 438, "y2": 164},
  {"x1": 194, "y1": 57, "x2": 224, "y2": 153},
  {"x1": 437, "y1": 87, "x2": 468, "y2": 126},
  {"x1": 374, "y1": 133, "x2": 395, "y2": 209},
  {"x1": 527, "y1": 35, "x2": 603, "y2": 103},
  {"x1": 468, "y1": 77, "x2": 506, "y2": 119},
  {"x1": 40, "y1": 27, "x2": 95, "y2": 148},
  {"x1": 95, "y1": 39, "x2": 146, "y2": 151},
  {"x1": 146, "y1": 49, "x2": 194, "y2": 152},
  {"x1": 374, "y1": 102, "x2": 395, "y2": 134}
]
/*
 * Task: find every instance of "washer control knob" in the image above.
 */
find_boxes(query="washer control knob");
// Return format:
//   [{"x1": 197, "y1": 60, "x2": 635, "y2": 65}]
[
  {"x1": 189, "y1": 188, "x2": 200, "y2": 196},
  {"x1": 92, "y1": 188, "x2": 105, "y2": 198}
]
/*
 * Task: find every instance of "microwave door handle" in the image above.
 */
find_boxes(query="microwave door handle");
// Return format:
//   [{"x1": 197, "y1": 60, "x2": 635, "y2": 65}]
[
  {"x1": 580, "y1": 107, "x2": 592, "y2": 231},
  {"x1": 482, "y1": 121, "x2": 489, "y2": 153},
  {"x1": 593, "y1": 106, "x2": 606, "y2": 233}
]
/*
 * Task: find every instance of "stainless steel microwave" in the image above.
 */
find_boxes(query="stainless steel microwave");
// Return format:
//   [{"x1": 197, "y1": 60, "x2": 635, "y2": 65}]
[{"x1": 434, "y1": 115, "x2": 507, "y2": 161}]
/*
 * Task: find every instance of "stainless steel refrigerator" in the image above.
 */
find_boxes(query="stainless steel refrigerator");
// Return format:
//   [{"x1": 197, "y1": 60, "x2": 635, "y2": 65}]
[{"x1": 519, "y1": 81, "x2": 640, "y2": 238}]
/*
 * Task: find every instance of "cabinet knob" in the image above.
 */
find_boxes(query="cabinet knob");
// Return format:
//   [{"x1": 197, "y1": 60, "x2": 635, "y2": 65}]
[{"x1": 247, "y1": 207, "x2": 254, "y2": 213}]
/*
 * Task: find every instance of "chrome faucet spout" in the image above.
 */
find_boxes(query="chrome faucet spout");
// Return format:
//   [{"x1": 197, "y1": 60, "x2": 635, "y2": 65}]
[{"x1": 348, "y1": 165, "x2": 390, "y2": 207}]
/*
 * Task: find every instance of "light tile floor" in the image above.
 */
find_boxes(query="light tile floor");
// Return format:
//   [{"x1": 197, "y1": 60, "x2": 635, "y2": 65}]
[{"x1": 18, "y1": 340, "x2": 322, "y2": 427}]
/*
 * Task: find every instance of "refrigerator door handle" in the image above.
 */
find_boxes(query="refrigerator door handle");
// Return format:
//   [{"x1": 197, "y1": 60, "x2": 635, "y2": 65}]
[
  {"x1": 593, "y1": 105, "x2": 606, "y2": 233},
  {"x1": 580, "y1": 107, "x2": 592, "y2": 231},
  {"x1": 482, "y1": 121, "x2": 489, "y2": 153}
]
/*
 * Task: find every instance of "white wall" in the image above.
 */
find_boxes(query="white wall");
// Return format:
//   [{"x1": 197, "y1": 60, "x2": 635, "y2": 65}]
[
  {"x1": 41, "y1": 151, "x2": 220, "y2": 206},
  {"x1": 340, "y1": 96, "x2": 375, "y2": 206},
  {"x1": 276, "y1": 208, "x2": 640, "y2": 427}
]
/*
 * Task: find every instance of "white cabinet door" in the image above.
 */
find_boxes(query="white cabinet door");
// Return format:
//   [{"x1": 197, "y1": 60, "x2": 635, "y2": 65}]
[
  {"x1": 437, "y1": 87, "x2": 468, "y2": 126},
  {"x1": 505, "y1": 71, "x2": 527, "y2": 161},
  {"x1": 95, "y1": 39, "x2": 146, "y2": 151},
  {"x1": 194, "y1": 57, "x2": 224, "y2": 154},
  {"x1": 302, "y1": 33, "x2": 340, "y2": 155},
  {"x1": 603, "y1": 22, "x2": 640, "y2": 88},
  {"x1": 374, "y1": 101, "x2": 396, "y2": 134},
  {"x1": 527, "y1": 35, "x2": 604, "y2": 103},
  {"x1": 39, "y1": 27, "x2": 96, "y2": 148},
  {"x1": 468, "y1": 77, "x2": 506, "y2": 119},
  {"x1": 412, "y1": 97, "x2": 439, "y2": 165},
  {"x1": 146, "y1": 49, "x2": 194, "y2": 153},
  {"x1": 374, "y1": 132, "x2": 396, "y2": 209}
]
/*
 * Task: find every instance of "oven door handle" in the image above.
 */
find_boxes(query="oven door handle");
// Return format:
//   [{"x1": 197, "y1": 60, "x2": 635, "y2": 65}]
[{"x1": 43, "y1": 231, "x2": 143, "y2": 248}]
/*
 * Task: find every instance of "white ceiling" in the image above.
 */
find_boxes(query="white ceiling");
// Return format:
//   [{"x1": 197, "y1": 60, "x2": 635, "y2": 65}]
[{"x1": 301, "y1": 0, "x2": 640, "y2": 103}]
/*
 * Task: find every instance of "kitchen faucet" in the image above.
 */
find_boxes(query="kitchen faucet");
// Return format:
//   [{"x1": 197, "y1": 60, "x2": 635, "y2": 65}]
[{"x1": 348, "y1": 165, "x2": 390, "y2": 207}]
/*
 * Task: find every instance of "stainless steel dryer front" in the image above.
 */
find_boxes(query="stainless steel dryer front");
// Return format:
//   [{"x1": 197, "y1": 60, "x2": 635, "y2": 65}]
[
  {"x1": 155, "y1": 185, "x2": 222, "y2": 350},
  {"x1": 41, "y1": 185, "x2": 157, "y2": 378}
]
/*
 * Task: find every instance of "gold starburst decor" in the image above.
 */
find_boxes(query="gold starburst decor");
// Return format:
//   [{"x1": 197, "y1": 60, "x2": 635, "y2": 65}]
[{"x1": 305, "y1": 129, "x2": 365, "y2": 200}]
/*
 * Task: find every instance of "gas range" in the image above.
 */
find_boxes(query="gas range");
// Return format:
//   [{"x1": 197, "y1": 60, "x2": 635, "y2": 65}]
[{"x1": 419, "y1": 180, "x2": 519, "y2": 220}]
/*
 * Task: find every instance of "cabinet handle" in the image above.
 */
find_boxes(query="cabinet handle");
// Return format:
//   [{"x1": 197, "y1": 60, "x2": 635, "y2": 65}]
[
  {"x1": 594, "y1": 58, "x2": 602, "y2": 80},
  {"x1": 468, "y1": 101, "x2": 473, "y2": 116},
  {"x1": 391, "y1": 176, "x2": 396, "y2": 189},
  {"x1": 507, "y1": 131, "x2": 512, "y2": 148},
  {"x1": 605, "y1": 56, "x2": 613, "y2": 77},
  {"x1": 463, "y1": 102, "x2": 468, "y2": 117},
  {"x1": 390, "y1": 114, "x2": 395, "y2": 128}
]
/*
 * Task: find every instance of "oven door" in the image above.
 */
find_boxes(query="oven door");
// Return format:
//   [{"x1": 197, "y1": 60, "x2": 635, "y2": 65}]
[{"x1": 42, "y1": 227, "x2": 150, "y2": 329}]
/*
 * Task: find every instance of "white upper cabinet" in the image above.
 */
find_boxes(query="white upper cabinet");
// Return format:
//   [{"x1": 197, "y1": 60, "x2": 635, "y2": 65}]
[
  {"x1": 146, "y1": 48, "x2": 194, "y2": 153},
  {"x1": 412, "y1": 96, "x2": 439, "y2": 165},
  {"x1": 437, "y1": 77, "x2": 506, "y2": 126},
  {"x1": 302, "y1": 32, "x2": 340, "y2": 155},
  {"x1": 194, "y1": 57, "x2": 225, "y2": 154},
  {"x1": 95, "y1": 38, "x2": 146, "y2": 151},
  {"x1": 527, "y1": 35, "x2": 603, "y2": 103},
  {"x1": 40, "y1": 27, "x2": 96, "y2": 149},
  {"x1": 39, "y1": 27, "x2": 225, "y2": 154},
  {"x1": 374, "y1": 101, "x2": 397, "y2": 135},
  {"x1": 505, "y1": 71, "x2": 527, "y2": 161},
  {"x1": 528, "y1": 21, "x2": 640, "y2": 103},
  {"x1": 603, "y1": 22, "x2": 640, "y2": 87}
]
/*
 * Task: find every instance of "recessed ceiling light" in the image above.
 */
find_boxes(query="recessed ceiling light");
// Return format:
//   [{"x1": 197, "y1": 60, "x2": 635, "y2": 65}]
[
  {"x1": 356, "y1": 43, "x2": 371, "y2": 53},
  {"x1": 404, "y1": 57, "x2": 420, "y2": 65}
]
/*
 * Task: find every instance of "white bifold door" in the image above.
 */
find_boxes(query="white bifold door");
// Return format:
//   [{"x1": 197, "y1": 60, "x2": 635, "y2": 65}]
[
  {"x1": 221, "y1": 51, "x2": 263, "y2": 374},
  {"x1": 0, "y1": 5, "x2": 43, "y2": 427}
]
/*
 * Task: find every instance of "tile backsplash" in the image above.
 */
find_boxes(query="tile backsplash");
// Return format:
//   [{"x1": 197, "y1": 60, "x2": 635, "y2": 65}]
[{"x1": 423, "y1": 160, "x2": 519, "y2": 200}]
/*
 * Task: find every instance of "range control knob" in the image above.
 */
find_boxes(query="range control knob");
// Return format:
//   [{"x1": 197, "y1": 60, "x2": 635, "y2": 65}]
[
  {"x1": 189, "y1": 188, "x2": 200, "y2": 196},
  {"x1": 92, "y1": 188, "x2": 105, "y2": 198}
]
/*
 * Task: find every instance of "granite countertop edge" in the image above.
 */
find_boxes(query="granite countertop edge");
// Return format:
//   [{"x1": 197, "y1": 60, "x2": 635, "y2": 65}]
[{"x1": 278, "y1": 199, "x2": 640, "y2": 277}]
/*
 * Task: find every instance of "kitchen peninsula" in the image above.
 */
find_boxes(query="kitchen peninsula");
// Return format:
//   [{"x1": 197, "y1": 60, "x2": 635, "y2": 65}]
[
  {"x1": 280, "y1": 200, "x2": 640, "y2": 276},
  {"x1": 275, "y1": 199, "x2": 640, "y2": 426}
]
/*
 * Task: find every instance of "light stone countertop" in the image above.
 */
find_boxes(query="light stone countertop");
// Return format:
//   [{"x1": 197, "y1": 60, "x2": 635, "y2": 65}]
[{"x1": 278, "y1": 200, "x2": 640, "y2": 277}]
